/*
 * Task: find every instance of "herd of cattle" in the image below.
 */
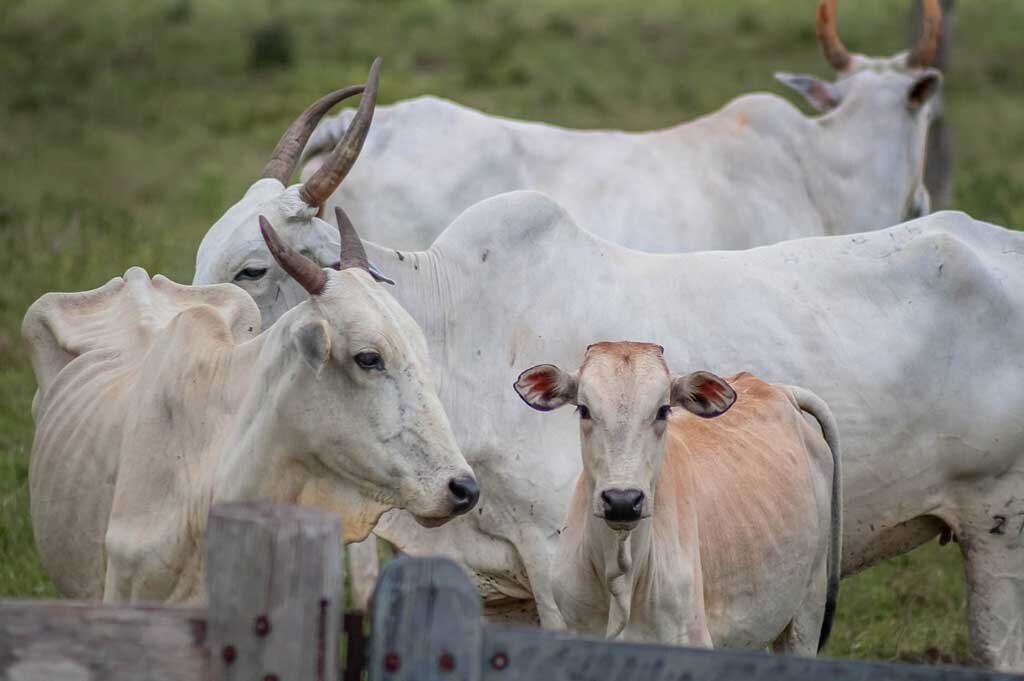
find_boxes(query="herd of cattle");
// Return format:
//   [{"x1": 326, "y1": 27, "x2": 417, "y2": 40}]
[{"x1": 20, "y1": 0, "x2": 1024, "y2": 672}]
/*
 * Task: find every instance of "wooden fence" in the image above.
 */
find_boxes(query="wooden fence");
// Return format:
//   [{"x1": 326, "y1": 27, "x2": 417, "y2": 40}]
[{"x1": 1, "y1": 502, "x2": 1020, "y2": 681}]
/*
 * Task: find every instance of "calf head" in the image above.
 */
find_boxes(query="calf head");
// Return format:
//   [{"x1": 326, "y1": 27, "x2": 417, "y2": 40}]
[
  {"x1": 259, "y1": 210, "x2": 478, "y2": 528},
  {"x1": 194, "y1": 58, "x2": 392, "y2": 327},
  {"x1": 775, "y1": 0, "x2": 943, "y2": 219},
  {"x1": 515, "y1": 342, "x2": 735, "y2": 531}
]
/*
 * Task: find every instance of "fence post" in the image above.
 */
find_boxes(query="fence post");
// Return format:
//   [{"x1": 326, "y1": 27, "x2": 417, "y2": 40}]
[
  {"x1": 206, "y1": 502, "x2": 343, "y2": 681},
  {"x1": 368, "y1": 556, "x2": 483, "y2": 681}
]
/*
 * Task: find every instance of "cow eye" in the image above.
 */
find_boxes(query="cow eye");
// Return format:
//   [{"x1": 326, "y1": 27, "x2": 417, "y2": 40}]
[
  {"x1": 234, "y1": 267, "x2": 268, "y2": 282},
  {"x1": 656, "y1": 405, "x2": 672, "y2": 421},
  {"x1": 353, "y1": 351, "x2": 384, "y2": 371},
  {"x1": 576, "y1": 405, "x2": 591, "y2": 420}
]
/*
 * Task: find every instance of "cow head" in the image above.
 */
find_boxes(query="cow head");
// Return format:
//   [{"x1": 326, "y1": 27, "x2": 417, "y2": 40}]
[
  {"x1": 514, "y1": 342, "x2": 735, "y2": 531},
  {"x1": 194, "y1": 58, "x2": 393, "y2": 327},
  {"x1": 258, "y1": 209, "x2": 478, "y2": 531},
  {"x1": 775, "y1": 0, "x2": 943, "y2": 219}
]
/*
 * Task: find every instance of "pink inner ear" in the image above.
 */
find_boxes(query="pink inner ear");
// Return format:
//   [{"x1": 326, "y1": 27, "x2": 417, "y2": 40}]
[
  {"x1": 524, "y1": 371, "x2": 555, "y2": 398},
  {"x1": 696, "y1": 379, "x2": 729, "y2": 402}
]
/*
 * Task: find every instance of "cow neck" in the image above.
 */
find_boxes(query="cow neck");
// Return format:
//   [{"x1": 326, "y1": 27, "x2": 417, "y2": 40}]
[
  {"x1": 363, "y1": 241, "x2": 450, "y2": 351},
  {"x1": 207, "y1": 306, "x2": 314, "y2": 510},
  {"x1": 809, "y1": 99, "x2": 913, "y2": 234}
]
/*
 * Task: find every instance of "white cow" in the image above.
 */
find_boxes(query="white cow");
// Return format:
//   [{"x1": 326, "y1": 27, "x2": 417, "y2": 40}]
[
  {"x1": 195, "y1": 152, "x2": 1024, "y2": 667},
  {"x1": 300, "y1": 0, "x2": 943, "y2": 252},
  {"x1": 329, "y1": 192, "x2": 1019, "y2": 670},
  {"x1": 516, "y1": 353, "x2": 840, "y2": 653},
  {"x1": 25, "y1": 67, "x2": 479, "y2": 604}
]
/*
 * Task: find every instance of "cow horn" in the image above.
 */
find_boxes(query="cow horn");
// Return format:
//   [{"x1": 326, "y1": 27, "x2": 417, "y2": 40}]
[
  {"x1": 907, "y1": 0, "x2": 942, "y2": 68},
  {"x1": 816, "y1": 0, "x2": 852, "y2": 72},
  {"x1": 258, "y1": 215, "x2": 327, "y2": 295},
  {"x1": 299, "y1": 57, "x2": 381, "y2": 208},
  {"x1": 335, "y1": 206, "x2": 371, "y2": 272},
  {"x1": 260, "y1": 84, "x2": 366, "y2": 185}
]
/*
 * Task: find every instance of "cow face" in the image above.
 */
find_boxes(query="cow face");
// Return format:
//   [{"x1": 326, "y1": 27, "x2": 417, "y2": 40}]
[
  {"x1": 515, "y1": 342, "x2": 735, "y2": 531},
  {"x1": 194, "y1": 183, "x2": 381, "y2": 326},
  {"x1": 262, "y1": 218, "x2": 479, "y2": 529},
  {"x1": 194, "y1": 59, "x2": 391, "y2": 328}
]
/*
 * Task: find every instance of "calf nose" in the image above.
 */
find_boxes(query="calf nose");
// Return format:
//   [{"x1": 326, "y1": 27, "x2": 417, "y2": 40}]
[
  {"x1": 448, "y1": 475, "x2": 480, "y2": 515},
  {"x1": 601, "y1": 489, "x2": 644, "y2": 522}
]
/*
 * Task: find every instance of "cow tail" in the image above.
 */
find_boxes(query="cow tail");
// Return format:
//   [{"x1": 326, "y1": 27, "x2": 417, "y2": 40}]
[{"x1": 789, "y1": 386, "x2": 842, "y2": 652}]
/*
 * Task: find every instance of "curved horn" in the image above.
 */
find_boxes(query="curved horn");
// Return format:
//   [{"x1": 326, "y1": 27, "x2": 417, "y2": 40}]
[
  {"x1": 335, "y1": 206, "x2": 370, "y2": 271},
  {"x1": 260, "y1": 84, "x2": 366, "y2": 185},
  {"x1": 816, "y1": 0, "x2": 852, "y2": 72},
  {"x1": 334, "y1": 206, "x2": 396, "y2": 285},
  {"x1": 258, "y1": 215, "x2": 327, "y2": 295},
  {"x1": 300, "y1": 57, "x2": 382, "y2": 207},
  {"x1": 907, "y1": 0, "x2": 942, "y2": 68}
]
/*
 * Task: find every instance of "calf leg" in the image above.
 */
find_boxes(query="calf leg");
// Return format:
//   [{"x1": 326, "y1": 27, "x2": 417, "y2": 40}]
[{"x1": 772, "y1": 560, "x2": 828, "y2": 656}]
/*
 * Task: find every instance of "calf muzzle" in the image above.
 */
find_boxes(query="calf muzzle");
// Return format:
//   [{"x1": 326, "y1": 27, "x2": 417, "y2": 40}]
[{"x1": 601, "y1": 488, "x2": 644, "y2": 523}]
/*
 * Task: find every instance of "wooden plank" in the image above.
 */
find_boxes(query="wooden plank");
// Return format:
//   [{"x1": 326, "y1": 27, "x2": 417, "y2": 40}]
[
  {"x1": 206, "y1": 502, "x2": 343, "y2": 681},
  {"x1": 480, "y1": 626, "x2": 1021, "y2": 681},
  {"x1": 0, "y1": 600, "x2": 207, "y2": 681},
  {"x1": 368, "y1": 556, "x2": 482, "y2": 681}
]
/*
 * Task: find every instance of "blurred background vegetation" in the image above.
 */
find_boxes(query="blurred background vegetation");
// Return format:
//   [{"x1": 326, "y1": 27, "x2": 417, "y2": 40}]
[{"x1": 1, "y1": 0, "x2": 1022, "y2": 665}]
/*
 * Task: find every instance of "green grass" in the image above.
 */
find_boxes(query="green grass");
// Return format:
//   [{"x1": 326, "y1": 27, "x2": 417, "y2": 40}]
[{"x1": 2, "y1": 0, "x2": 1021, "y2": 663}]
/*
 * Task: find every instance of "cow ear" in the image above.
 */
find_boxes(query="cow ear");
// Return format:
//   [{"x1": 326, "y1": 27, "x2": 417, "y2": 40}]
[
  {"x1": 514, "y1": 364, "x2": 578, "y2": 412},
  {"x1": 671, "y1": 371, "x2": 736, "y2": 418},
  {"x1": 295, "y1": 320, "x2": 332, "y2": 374},
  {"x1": 775, "y1": 72, "x2": 842, "y2": 112},
  {"x1": 907, "y1": 71, "x2": 941, "y2": 112}
]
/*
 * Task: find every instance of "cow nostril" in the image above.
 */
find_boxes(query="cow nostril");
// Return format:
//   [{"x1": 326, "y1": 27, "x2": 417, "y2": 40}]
[
  {"x1": 448, "y1": 476, "x2": 480, "y2": 515},
  {"x1": 601, "y1": 489, "x2": 645, "y2": 522}
]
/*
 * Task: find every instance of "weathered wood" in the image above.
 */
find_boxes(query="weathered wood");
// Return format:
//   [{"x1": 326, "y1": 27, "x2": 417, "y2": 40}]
[
  {"x1": 206, "y1": 502, "x2": 343, "y2": 681},
  {"x1": 0, "y1": 601, "x2": 208, "y2": 681},
  {"x1": 368, "y1": 556, "x2": 482, "y2": 681},
  {"x1": 480, "y1": 626, "x2": 1021, "y2": 681}
]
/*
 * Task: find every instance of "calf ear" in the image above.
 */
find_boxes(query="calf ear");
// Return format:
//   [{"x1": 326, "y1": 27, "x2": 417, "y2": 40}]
[
  {"x1": 907, "y1": 72, "x2": 941, "y2": 112},
  {"x1": 671, "y1": 371, "x2": 736, "y2": 418},
  {"x1": 775, "y1": 72, "x2": 842, "y2": 112},
  {"x1": 514, "y1": 364, "x2": 578, "y2": 412},
  {"x1": 295, "y1": 320, "x2": 332, "y2": 375}
]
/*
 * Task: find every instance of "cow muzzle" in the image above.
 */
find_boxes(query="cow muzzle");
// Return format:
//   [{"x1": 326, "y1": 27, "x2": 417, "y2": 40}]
[
  {"x1": 600, "y1": 488, "x2": 645, "y2": 529},
  {"x1": 412, "y1": 474, "x2": 480, "y2": 528}
]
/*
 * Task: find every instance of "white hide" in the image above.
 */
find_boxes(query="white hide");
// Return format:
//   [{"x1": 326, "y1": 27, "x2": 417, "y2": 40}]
[
  {"x1": 300, "y1": 54, "x2": 939, "y2": 252},
  {"x1": 349, "y1": 192, "x2": 1024, "y2": 670},
  {"x1": 24, "y1": 266, "x2": 475, "y2": 603}
]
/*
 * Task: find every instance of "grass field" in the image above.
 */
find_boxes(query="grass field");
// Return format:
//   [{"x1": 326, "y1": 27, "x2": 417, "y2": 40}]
[{"x1": 2, "y1": 0, "x2": 1022, "y2": 664}]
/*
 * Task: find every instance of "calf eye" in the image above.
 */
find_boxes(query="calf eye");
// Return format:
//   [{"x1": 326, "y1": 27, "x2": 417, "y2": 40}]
[
  {"x1": 656, "y1": 405, "x2": 672, "y2": 421},
  {"x1": 234, "y1": 267, "x2": 268, "y2": 282},
  {"x1": 576, "y1": 405, "x2": 591, "y2": 420},
  {"x1": 353, "y1": 351, "x2": 385, "y2": 371}
]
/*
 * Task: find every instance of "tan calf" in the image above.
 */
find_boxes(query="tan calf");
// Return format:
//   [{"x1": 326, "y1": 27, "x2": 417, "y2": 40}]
[{"x1": 515, "y1": 342, "x2": 840, "y2": 653}]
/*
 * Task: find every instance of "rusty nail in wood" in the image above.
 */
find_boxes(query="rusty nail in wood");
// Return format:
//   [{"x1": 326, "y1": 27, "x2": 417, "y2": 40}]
[
  {"x1": 439, "y1": 651, "x2": 456, "y2": 671},
  {"x1": 254, "y1": 614, "x2": 271, "y2": 636},
  {"x1": 490, "y1": 651, "x2": 509, "y2": 670},
  {"x1": 384, "y1": 652, "x2": 401, "y2": 672},
  {"x1": 222, "y1": 645, "x2": 236, "y2": 665}
]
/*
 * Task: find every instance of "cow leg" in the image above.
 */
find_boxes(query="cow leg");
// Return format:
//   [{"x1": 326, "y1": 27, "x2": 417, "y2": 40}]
[
  {"x1": 346, "y1": 537, "x2": 381, "y2": 610},
  {"x1": 957, "y1": 493, "x2": 1024, "y2": 671}
]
